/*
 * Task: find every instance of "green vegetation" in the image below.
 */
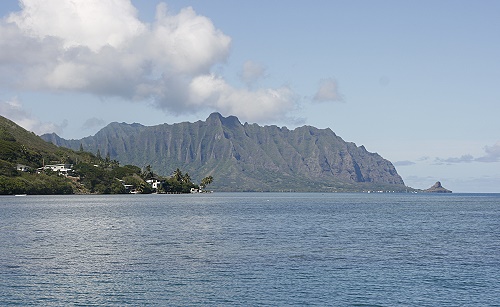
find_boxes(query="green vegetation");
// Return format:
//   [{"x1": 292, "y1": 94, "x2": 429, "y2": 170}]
[
  {"x1": 0, "y1": 115, "x2": 209, "y2": 195},
  {"x1": 159, "y1": 168, "x2": 198, "y2": 194},
  {"x1": 200, "y1": 175, "x2": 214, "y2": 190},
  {"x1": 0, "y1": 173, "x2": 73, "y2": 195}
]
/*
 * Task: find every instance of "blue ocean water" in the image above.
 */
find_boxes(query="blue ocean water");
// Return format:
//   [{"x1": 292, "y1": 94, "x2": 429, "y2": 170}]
[{"x1": 0, "y1": 193, "x2": 499, "y2": 306}]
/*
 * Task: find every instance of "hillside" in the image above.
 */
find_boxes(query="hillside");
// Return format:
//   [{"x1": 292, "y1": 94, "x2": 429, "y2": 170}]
[
  {"x1": 0, "y1": 115, "x2": 89, "y2": 194},
  {"x1": 0, "y1": 115, "x2": 196, "y2": 195},
  {"x1": 0, "y1": 116, "x2": 88, "y2": 176},
  {"x1": 43, "y1": 113, "x2": 408, "y2": 192}
]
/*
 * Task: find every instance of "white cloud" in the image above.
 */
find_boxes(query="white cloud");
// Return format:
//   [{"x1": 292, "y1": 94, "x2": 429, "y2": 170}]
[
  {"x1": 188, "y1": 74, "x2": 296, "y2": 123},
  {"x1": 7, "y1": 0, "x2": 145, "y2": 51},
  {"x1": 240, "y1": 60, "x2": 266, "y2": 85},
  {"x1": 0, "y1": 97, "x2": 66, "y2": 135},
  {"x1": 149, "y1": 4, "x2": 231, "y2": 75},
  {"x1": 0, "y1": 0, "x2": 297, "y2": 123},
  {"x1": 313, "y1": 78, "x2": 343, "y2": 102}
]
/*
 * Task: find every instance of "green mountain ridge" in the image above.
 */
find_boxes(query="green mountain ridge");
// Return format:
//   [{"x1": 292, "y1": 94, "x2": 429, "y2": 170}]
[{"x1": 42, "y1": 113, "x2": 409, "y2": 192}]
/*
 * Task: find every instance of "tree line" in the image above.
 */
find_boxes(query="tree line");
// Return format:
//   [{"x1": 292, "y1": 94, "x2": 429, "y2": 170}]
[{"x1": 1, "y1": 143, "x2": 213, "y2": 195}]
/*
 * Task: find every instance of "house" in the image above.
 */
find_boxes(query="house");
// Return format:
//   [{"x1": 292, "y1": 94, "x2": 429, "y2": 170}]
[
  {"x1": 123, "y1": 184, "x2": 135, "y2": 193},
  {"x1": 116, "y1": 179, "x2": 136, "y2": 194},
  {"x1": 190, "y1": 187, "x2": 201, "y2": 193},
  {"x1": 16, "y1": 164, "x2": 30, "y2": 172},
  {"x1": 37, "y1": 164, "x2": 73, "y2": 175},
  {"x1": 146, "y1": 179, "x2": 162, "y2": 190}
]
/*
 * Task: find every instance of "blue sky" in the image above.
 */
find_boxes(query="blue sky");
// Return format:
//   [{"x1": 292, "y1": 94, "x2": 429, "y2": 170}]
[{"x1": 1, "y1": 0, "x2": 499, "y2": 192}]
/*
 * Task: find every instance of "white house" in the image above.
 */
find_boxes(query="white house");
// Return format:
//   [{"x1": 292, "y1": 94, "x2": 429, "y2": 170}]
[
  {"x1": 123, "y1": 184, "x2": 135, "y2": 193},
  {"x1": 38, "y1": 164, "x2": 73, "y2": 175},
  {"x1": 16, "y1": 164, "x2": 30, "y2": 172},
  {"x1": 190, "y1": 187, "x2": 200, "y2": 193},
  {"x1": 146, "y1": 179, "x2": 162, "y2": 190}
]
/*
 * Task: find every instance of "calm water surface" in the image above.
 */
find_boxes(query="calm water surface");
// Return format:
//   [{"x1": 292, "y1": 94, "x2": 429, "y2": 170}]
[{"x1": 1, "y1": 193, "x2": 499, "y2": 306}]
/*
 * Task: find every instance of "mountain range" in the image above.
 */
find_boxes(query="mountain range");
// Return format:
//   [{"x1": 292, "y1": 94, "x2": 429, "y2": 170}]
[{"x1": 42, "y1": 113, "x2": 407, "y2": 192}]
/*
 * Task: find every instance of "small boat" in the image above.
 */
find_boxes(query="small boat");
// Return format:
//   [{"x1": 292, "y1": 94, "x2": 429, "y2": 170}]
[{"x1": 14, "y1": 194, "x2": 27, "y2": 196}]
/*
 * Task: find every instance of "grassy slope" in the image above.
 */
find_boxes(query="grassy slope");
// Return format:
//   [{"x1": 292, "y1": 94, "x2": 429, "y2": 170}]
[{"x1": 0, "y1": 116, "x2": 97, "y2": 194}]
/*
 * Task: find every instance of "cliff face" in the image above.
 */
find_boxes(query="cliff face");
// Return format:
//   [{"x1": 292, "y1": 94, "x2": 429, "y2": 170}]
[{"x1": 42, "y1": 113, "x2": 406, "y2": 191}]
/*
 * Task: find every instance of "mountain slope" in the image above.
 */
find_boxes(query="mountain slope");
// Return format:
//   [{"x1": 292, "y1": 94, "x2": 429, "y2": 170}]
[
  {"x1": 0, "y1": 115, "x2": 174, "y2": 195},
  {"x1": 42, "y1": 113, "x2": 406, "y2": 192},
  {"x1": 0, "y1": 115, "x2": 85, "y2": 173},
  {"x1": 0, "y1": 115, "x2": 96, "y2": 194}
]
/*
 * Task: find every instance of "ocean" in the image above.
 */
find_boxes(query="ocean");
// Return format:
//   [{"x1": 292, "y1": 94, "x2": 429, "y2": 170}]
[{"x1": 1, "y1": 193, "x2": 499, "y2": 306}]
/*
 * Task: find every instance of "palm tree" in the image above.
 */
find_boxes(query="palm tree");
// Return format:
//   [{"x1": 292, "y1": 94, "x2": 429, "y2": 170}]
[
  {"x1": 183, "y1": 173, "x2": 191, "y2": 184},
  {"x1": 173, "y1": 168, "x2": 183, "y2": 182},
  {"x1": 142, "y1": 164, "x2": 154, "y2": 180},
  {"x1": 200, "y1": 175, "x2": 213, "y2": 190}
]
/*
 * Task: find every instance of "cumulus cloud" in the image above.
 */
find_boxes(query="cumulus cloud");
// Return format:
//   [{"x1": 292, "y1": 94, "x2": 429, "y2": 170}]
[
  {"x1": 187, "y1": 74, "x2": 295, "y2": 123},
  {"x1": 0, "y1": 0, "x2": 297, "y2": 123},
  {"x1": 0, "y1": 97, "x2": 66, "y2": 135},
  {"x1": 313, "y1": 78, "x2": 343, "y2": 102},
  {"x1": 240, "y1": 61, "x2": 266, "y2": 86},
  {"x1": 6, "y1": 0, "x2": 145, "y2": 52}
]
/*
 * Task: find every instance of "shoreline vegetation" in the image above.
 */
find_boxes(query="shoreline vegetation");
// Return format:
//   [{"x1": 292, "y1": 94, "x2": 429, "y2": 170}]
[{"x1": 1, "y1": 158, "x2": 214, "y2": 195}]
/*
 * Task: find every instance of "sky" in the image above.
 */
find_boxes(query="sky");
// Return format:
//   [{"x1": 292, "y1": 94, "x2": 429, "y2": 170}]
[{"x1": 0, "y1": 0, "x2": 499, "y2": 192}]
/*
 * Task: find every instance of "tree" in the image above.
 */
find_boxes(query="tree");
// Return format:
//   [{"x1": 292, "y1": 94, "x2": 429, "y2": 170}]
[
  {"x1": 110, "y1": 159, "x2": 120, "y2": 169},
  {"x1": 96, "y1": 149, "x2": 102, "y2": 160},
  {"x1": 73, "y1": 162, "x2": 112, "y2": 193},
  {"x1": 79, "y1": 143, "x2": 84, "y2": 152},
  {"x1": 110, "y1": 180, "x2": 126, "y2": 194},
  {"x1": 173, "y1": 168, "x2": 183, "y2": 182},
  {"x1": 142, "y1": 164, "x2": 154, "y2": 180},
  {"x1": 183, "y1": 172, "x2": 191, "y2": 184},
  {"x1": 122, "y1": 175, "x2": 152, "y2": 194},
  {"x1": 200, "y1": 175, "x2": 213, "y2": 190}
]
